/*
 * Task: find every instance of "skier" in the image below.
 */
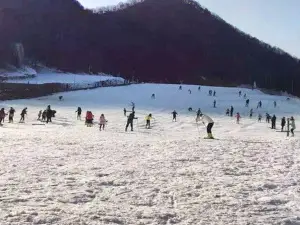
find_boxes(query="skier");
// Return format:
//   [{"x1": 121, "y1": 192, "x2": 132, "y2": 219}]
[
  {"x1": 179, "y1": 85, "x2": 182, "y2": 90},
  {"x1": 236, "y1": 112, "x2": 241, "y2": 124},
  {"x1": 197, "y1": 113, "x2": 214, "y2": 139},
  {"x1": 266, "y1": 113, "x2": 270, "y2": 123},
  {"x1": 145, "y1": 114, "x2": 152, "y2": 129},
  {"x1": 85, "y1": 111, "x2": 94, "y2": 127},
  {"x1": 151, "y1": 94, "x2": 156, "y2": 99},
  {"x1": 239, "y1": 91, "x2": 242, "y2": 97},
  {"x1": 20, "y1": 107, "x2": 27, "y2": 123},
  {"x1": 274, "y1": 101, "x2": 277, "y2": 108},
  {"x1": 76, "y1": 107, "x2": 82, "y2": 120},
  {"x1": 0, "y1": 108, "x2": 6, "y2": 124},
  {"x1": 271, "y1": 115, "x2": 276, "y2": 129},
  {"x1": 9, "y1": 107, "x2": 15, "y2": 123},
  {"x1": 99, "y1": 114, "x2": 107, "y2": 131},
  {"x1": 38, "y1": 110, "x2": 42, "y2": 120},
  {"x1": 213, "y1": 100, "x2": 216, "y2": 108},
  {"x1": 257, "y1": 101, "x2": 262, "y2": 109},
  {"x1": 226, "y1": 109, "x2": 230, "y2": 116},
  {"x1": 188, "y1": 89, "x2": 192, "y2": 94},
  {"x1": 250, "y1": 109, "x2": 253, "y2": 118},
  {"x1": 123, "y1": 108, "x2": 127, "y2": 116},
  {"x1": 290, "y1": 116, "x2": 296, "y2": 137},
  {"x1": 172, "y1": 110, "x2": 178, "y2": 122},
  {"x1": 245, "y1": 99, "x2": 250, "y2": 107},
  {"x1": 46, "y1": 105, "x2": 53, "y2": 123},
  {"x1": 281, "y1": 117, "x2": 286, "y2": 132},
  {"x1": 59, "y1": 96, "x2": 63, "y2": 101},
  {"x1": 230, "y1": 106, "x2": 234, "y2": 117},
  {"x1": 258, "y1": 114, "x2": 262, "y2": 122},
  {"x1": 125, "y1": 111, "x2": 137, "y2": 132},
  {"x1": 213, "y1": 91, "x2": 216, "y2": 96},
  {"x1": 198, "y1": 86, "x2": 201, "y2": 91}
]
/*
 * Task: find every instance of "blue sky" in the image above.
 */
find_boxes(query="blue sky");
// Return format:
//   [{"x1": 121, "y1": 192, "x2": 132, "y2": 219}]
[{"x1": 77, "y1": 0, "x2": 300, "y2": 58}]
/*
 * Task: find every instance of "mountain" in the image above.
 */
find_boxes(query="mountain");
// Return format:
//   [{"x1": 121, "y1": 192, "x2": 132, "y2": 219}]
[{"x1": 1, "y1": 0, "x2": 300, "y2": 95}]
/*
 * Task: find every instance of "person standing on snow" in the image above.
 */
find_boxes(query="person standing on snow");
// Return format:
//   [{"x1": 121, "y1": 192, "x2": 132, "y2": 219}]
[
  {"x1": 245, "y1": 99, "x2": 250, "y2": 107},
  {"x1": 226, "y1": 109, "x2": 230, "y2": 116},
  {"x1": 99, "y1": 114, "x2": 107, "y2": 131},
  {"x1": 250, "y1": 109, "x2": 253, "y2": 118},
  {"x1": 213, "y1": 100, "x2": 216, "y2": 108},
  {"x1": 290, "y1": 116, "x2": 296, "y2": 137},
  {"x1": 258, "y1": 114, "x2": 262, "y2": 122},
  {"x1": 197, "y1": 113, "x2": 215, "y2": 139},
  {"x1": 213, "y1": 91, "x2": 216, "y2": 96},
  {"x1": 198, "y1": 86, "x2": 201, "y2": 91},
  {"x1": 230, "y1": 106, "x2": 234, "y2": 117},
  {"x1": 172, "y1": 110, "x2": 178, "y2": 122},
  {"x1": 125, "y1": 112, "x2": 137, "y2": 132},
  {"x1": 236, "y1": 112, "x2": 241, "y2": 124},
  {"x1": 0, "y1": 108, "x2": 7, "y2": 124},
  {"x1": 124, "y1": 108, "x2": 127, "y2": 116},
  {"x1": 188, "y1": 89, "x2": 192, "y2": 94},
  {"x1": 145, "y1": 114, "x2": 153, "y2": 129},
  {"x1": 38, "y1": 110, "x2": 42, "y2": 121},
  {"x1": 271, "y1": 115, "x2": 277, "y2": 129},
  {"x1": 20, "y1": 107, "x2": 27, "y2": 123},
  {"x1": 266, "y1": 113, "x2": 270, "y2": 123},
  {"x1": 46, "y1": 105, "x2": 53, "y2": 123},
  {"x1": 281, "y1": 117, "x2": 286, "y2": 132},
  {"x1": 76, "y1": 107, "x2": 82, "y2": 120},
  {"x1": 8, "y1": 107, "x2": 15, "y2": 123},
  {"x1": 239, "y1": 91, "x2": 242, "y2": 97},
  {"x1": 274, "y1": 101, "x2": 277, "y2": 108}
]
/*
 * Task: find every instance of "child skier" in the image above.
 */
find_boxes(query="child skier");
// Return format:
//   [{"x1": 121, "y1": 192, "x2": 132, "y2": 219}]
[
  {"x1": 85, "y1": 111, "x2": 94, "y2": 127},
  {"x1": 38, "y1": 110, "x2": 42, "y2": 120},
  {"x1": 99, "y1": 114, "x2": 107, "y2": 131},
  {"x1": 197, "y1": 113, "x2": 214, "y2": 139},
  {"x1": 145, "y1": 114, "x2": 152, "y2": 129},
  {"x1": 236, "y1": 112, "x2": 241, "y2": 124}
]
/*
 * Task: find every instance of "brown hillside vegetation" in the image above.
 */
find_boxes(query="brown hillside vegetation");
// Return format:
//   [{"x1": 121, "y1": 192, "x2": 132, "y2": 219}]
[{"x1": 0, "y1": 0, "x2": 300, "y2": 95}]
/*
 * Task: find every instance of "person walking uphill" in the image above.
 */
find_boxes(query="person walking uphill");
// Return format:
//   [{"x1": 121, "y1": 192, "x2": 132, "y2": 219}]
[
  {"x1": 99, "y1": 114, "x2": 107, "y2": 131},
  {"x1": 20, "y1": 107, "x2": 27, "y2": 123},
  {"x1": 125, "y1": 112, "x2": 137, "y2": 132},
  {"x1": 197, "y1": 113, "x2": 215, "y2": 139}
]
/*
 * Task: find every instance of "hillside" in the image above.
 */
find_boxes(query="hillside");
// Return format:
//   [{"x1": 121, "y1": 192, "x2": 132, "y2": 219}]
[{"x1": 0, "y1": 0, "x2": 300, "y2": 95}]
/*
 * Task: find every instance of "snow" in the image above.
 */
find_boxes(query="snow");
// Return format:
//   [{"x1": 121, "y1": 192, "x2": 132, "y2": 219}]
[
  {"x1": 0, "y1": 66, "x2": 37, "y2": 78},
  {"x1": 4, "y1": 72, "x2": 124, "y2": 84},
  {"x1": 0, "y1": 84, "x2": 300, "y2": 225}
]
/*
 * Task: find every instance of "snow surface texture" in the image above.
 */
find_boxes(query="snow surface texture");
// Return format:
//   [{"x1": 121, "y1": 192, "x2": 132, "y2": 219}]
[
  {"x1": 0, "y1": 84, "x2": 300, "y2": 225},
  {"x1": 5, "y1": 72, "x2": 124, "y2": 84},
  {"x1": 0, "y1": 66, "x2": 37, "y2": 78}
]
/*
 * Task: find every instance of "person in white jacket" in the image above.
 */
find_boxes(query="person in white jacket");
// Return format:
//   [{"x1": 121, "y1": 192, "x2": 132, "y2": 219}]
[
  {"x1": 99, "y1": 114, "x2": 107, "y2": 131},
  {"x1": 196, "y1": 113, "x2": 214, "y2": 139}
]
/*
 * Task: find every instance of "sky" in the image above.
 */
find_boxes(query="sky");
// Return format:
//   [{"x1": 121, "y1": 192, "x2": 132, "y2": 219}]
[{"x1": 77, "y1": 0, "x2": 300, "y2": 58}]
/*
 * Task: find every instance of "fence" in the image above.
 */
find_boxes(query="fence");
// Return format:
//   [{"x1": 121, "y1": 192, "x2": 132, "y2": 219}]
[{"x1": 0, "y1": 79, "x2": 131, "y2": 100}]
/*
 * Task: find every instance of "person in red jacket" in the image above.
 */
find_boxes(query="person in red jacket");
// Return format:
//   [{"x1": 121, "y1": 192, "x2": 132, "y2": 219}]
[{"x1": 85, "y1": 111, "x2": 94, "y2": 127}]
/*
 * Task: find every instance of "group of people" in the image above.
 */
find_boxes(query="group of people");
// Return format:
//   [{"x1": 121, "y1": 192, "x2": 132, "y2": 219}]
[
  {"x1": 76, "y1": 107, "x2": 108, "y2": 131},
  {"x1": 0, "y1": 107, "x2": 27, "y2": 125}
]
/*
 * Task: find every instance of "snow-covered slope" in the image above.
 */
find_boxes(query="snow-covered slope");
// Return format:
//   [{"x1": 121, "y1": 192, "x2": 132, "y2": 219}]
[
  {"x1": 5, "y1": 71, "x2": 124, "y2": 84},
  {"x1": 0, "y1": 84, "x2": 299, "y2": 225}
]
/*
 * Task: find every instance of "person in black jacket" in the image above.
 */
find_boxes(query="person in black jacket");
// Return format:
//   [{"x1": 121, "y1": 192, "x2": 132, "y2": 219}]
[
  {"x1": 271, "y1": 115, "x2": 277, "y2": 129},
  {"x1": 281, "y1": 117, "x2": 286, "y2": 132},
  {"x1": 46, "y1": 105, "x2": 52, "y2": 123},
  {"x1": 20, "y1": 107, "x2": 27, "y2": 122},
  {"x1": 172, "y1": 110, "x2": 178, "y2": 122},
  {"x1": 8, "y1": 107, "x2": 15, "y2": 123},
  {"x1": 125, "y1": 112, "x2": 137, "y2": 132},
  {"x1": 76, "y1": 107, "x2": 82, "y2": 120}
]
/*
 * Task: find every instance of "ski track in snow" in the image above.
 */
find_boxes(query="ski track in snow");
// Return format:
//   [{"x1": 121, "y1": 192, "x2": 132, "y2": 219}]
[{"x1": 0, "y1": 84, "x2": 300, "y2": 225}]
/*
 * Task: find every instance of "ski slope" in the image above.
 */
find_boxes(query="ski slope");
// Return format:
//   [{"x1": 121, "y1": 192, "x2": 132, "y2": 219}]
[{"x1": 0, "y1": 84, "x2": 300, "y2": 225}]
